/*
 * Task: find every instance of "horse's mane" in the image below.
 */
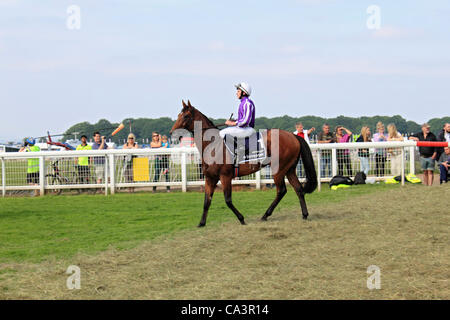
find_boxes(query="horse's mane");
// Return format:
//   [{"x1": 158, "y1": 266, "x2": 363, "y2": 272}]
[{"x1": 192, "y1": 107, "x2": 217, "y2": 129}]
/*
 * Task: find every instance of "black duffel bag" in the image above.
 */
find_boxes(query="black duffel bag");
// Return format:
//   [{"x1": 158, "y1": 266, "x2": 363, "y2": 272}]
[
  {"x1": 354, "y1": 171, "x2": 367, "y2": 185},
  {"x1": 329, "y1": 175, "x2": 354, "y2": 187}
]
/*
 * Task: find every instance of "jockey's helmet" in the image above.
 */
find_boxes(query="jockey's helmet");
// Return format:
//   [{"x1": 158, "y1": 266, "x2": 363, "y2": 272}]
[{"x1": 235, "y1": 82, "x2": 252, "y2": 96}]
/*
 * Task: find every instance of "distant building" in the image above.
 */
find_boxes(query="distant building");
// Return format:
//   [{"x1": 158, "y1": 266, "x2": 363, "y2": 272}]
[{"x1": 0, "y1": 144, "x2": 20, "y2": 152}]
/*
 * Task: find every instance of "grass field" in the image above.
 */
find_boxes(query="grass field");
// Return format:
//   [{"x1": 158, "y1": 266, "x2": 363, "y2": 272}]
[{"x1": 0, "y1": 183, "x2": 448, "y2": 299}]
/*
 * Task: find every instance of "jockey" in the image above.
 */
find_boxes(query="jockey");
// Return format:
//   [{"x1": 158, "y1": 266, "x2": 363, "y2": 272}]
[{"x1": 219, "y1": 82, "x2": 256, "y2": 139}]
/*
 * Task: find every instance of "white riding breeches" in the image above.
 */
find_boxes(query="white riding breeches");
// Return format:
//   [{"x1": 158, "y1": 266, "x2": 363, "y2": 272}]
[{"x1": 219, "y1": 126, "x2": 255, "y2": 139}]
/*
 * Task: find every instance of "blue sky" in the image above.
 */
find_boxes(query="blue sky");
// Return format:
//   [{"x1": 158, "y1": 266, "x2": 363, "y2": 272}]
[{"x1": 1, "y1": 0, "x2": 449, "y2": 141}]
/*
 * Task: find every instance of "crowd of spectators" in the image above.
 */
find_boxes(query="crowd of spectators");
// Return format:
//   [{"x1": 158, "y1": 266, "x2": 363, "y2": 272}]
[
  {"x1": 20, "y1": 121, "x2": 449, "y2": 193},
  {"x1": 295, "y1": 121, "x2": 450, "y2": 185}
]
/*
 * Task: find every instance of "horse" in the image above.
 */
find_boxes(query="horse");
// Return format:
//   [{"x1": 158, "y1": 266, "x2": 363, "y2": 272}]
[{"x1": 170, "y1": 100, "x2": 317, "y2": 227}]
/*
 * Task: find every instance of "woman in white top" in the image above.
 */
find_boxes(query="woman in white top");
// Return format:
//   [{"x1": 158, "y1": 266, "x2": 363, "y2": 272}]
[{"x1": 387, "y1": 124, "x2": 403, "y2": 176}]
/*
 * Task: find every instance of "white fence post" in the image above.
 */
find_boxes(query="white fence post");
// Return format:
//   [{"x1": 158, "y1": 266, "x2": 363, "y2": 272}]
[
  {"x1": 256, "y1": 170, "x2": 261, "y2": 190},
  {"x1": 331, "y1": 148, "x2": 337, "y2": 177},
  {"x1": 181, "y1": 152, "x2": 187, "y2": 192},
  {"x1": 317, "y1": 151, "x2": 321, "y2": 192},
  {"x1": 401, "y1": 147, "x2": 405, "y2": 186},
  {"x1": 39, "y1": 156, "x2": 45, "y2": 196},
  {"x1": 409, "y1": 146, "x2": 415, "y2": 175},
  {"x1": 104, "y1": 155, "x2": 108, "y2": 196},
  {"x1": 109, "y1": 154, "x2": 115, "y2": 195},
  {"x1": 1, "y1": 157, "x2": 5, "y2": 198}
]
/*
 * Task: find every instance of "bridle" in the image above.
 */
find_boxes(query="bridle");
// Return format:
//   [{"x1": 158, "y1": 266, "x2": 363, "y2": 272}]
[{"x1": 182, "y1": 108, "x2": 231, "y2": 131}]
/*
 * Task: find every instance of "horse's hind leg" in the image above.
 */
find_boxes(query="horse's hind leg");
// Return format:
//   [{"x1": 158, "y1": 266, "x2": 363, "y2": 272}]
[
  {"x1": 286, "y1": 167, "x2": 309, "y2": 220},
  {"x1": 198, "y1": 176, "x2": 219, "y2": 227},
  {"x1": 220, "y1": 175, "x2": 246, "y2": 225},
  {"x1": 261, "y1": 174, "x2": 287, "y2": 221}
]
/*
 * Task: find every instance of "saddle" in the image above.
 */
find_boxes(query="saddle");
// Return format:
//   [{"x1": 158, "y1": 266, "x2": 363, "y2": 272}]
[{"x1": 223, "y1": 131, "x2": 268, "y2": 176}]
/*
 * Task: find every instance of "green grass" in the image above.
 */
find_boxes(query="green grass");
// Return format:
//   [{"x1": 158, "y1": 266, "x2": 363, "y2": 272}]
[{"x1": 0, "y1": 184, "x2": 401, "y2": 263}]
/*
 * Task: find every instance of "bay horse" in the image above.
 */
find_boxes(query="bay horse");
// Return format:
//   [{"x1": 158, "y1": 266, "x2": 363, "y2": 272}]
[{"x1": 170, "y1": 100, "x2": 317, "y2": 227}]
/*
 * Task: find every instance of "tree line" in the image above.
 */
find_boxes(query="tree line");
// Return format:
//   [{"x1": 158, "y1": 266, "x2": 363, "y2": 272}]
[{"x1": 62, "y1": 115, "x2": 450, "y2": 143}]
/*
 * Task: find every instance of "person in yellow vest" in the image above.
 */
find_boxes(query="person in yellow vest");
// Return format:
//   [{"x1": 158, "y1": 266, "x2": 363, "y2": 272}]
[
  {"x1": 19, "y1": 137, "x2": 40, "y2": 196},
  {"x1": 76, "y1": 135, "x2": 92, "y2": 184}
]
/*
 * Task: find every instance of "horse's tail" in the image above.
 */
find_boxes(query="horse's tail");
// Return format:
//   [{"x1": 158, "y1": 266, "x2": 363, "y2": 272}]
[{"x1": 294, "y1": 135, "x2": 317, "y2": 193}]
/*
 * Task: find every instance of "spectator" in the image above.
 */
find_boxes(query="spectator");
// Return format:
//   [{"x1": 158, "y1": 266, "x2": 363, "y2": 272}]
[
  {"x1": 409, "y1": 123, "x2": 438, "y2": 186},
  {"x1": 317, "y1": 124, "x2": 335, "y2": 177},
  {"x1": 160, "y1": 135, "x2": 171, "y2": 192},
  {"x1": 151, "y1": 132, "x2": 170, "y2": 193},
  {"x1": 335, "y1": 126, "x2": 353, "y2": 176},
  {"x1": 386, "y1": 123, "x2": 403, "y2": 176},
  {"x1": 436, "y1": 123, "x2": 450, "y2": 161},
  {"x1": 293, "y1": 123, "x2": 315, "y2": 177},
  {"x1": 438, "y1": 147, "x2": 449, "y2": 184},
  {"x1": 76, "y1": 135, "x2": 92, "y2": 184},
  {"x1": 444, "y1": 123, "x2": 450, "y2": 142},
  {"x1": 19, "y1": 137, "x2": 40, "y2": 196},
  {"x1": 123, "y1": 133, "x2": 139, "y2": 193},
  {"x1": 293, "y1": 122, "x2": 315, "y2": 144},
  {"x1": 356, "y1": 126, "x2": 371, "y2": 176},
  {"x1": 372, "y1": 122, "x2": 387, "y2": 177},
  {"x1": 91, "y1": 131, "x2": 108, "y2": 185}
]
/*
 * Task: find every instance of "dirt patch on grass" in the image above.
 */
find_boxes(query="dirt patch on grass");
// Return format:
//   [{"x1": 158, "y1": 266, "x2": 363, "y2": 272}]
[{"x1": 0, "y1": 184, "x2": 448, "y2": 299}]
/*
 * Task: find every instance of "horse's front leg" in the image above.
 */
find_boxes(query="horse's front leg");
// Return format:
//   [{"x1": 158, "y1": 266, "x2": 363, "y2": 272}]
[
  {"x1": 198, "y1": 176, "x2": 219, "y2": 227},
  {"x1": 220, "y1": 175, "x2": 246, "y2": 225}
]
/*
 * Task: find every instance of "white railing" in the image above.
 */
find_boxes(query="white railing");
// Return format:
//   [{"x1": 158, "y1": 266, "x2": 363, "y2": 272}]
[{"x1": 0, "y1": 141, "x2": 421, "y2": 196}]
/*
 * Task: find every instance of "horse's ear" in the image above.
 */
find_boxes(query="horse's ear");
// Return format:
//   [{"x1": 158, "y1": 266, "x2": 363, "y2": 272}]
[
  {"x1": 182, "y1": 100, "x2": 187, "y2": 110},
  {"x1": 187, "y1": 100, "x2": 192, "y2": 107}
]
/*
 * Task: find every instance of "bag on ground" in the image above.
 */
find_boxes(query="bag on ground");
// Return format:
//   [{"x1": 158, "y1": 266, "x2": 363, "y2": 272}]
[
  {"x1": 329, "y1": 175, "x2": 354, "y2": 187},
  {"x1": 354, "y1": 171, "x2": 366, "y2": 185}
]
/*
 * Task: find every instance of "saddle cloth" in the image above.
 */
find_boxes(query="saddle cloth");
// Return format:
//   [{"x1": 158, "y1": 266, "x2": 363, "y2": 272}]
[{"x1": 223, "y1": 131, "x2": 268, "y2": 165}]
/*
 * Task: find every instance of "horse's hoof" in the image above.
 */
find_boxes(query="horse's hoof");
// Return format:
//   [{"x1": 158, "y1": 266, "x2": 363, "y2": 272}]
[
  {"x1": 240, "y1": 220, "x2": 246, "y2": 225},
  {"x1": 261, "y1": 216, "x2": 268, "y2": 221},
  {"x1": 302, "y1": 215, "x2": 308, "y2": 220},
  {"x1": 197, "y1": 223, "x2": 206, "y2": 228}
]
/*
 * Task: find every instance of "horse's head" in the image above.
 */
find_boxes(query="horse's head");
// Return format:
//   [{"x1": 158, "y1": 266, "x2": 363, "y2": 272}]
[{"x1": 170, "y1": 100, "x2": 196, "y2": 134}]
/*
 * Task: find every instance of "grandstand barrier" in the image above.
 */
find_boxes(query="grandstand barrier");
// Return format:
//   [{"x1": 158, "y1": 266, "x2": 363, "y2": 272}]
[{"x1": 0, "y1": 140, "x2": 448, "y2": 196}]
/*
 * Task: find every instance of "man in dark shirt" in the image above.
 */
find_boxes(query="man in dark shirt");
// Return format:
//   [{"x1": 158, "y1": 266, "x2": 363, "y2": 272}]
[
  {"x1": 318, "y1": 123, "x2": 335, "y2": 178},
  {"x1": 91, "y1": 131, "x2": 108, "y2": 184},
  {"x1": 409, "y1": 123, "x2": 437, "y2": 186}
]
